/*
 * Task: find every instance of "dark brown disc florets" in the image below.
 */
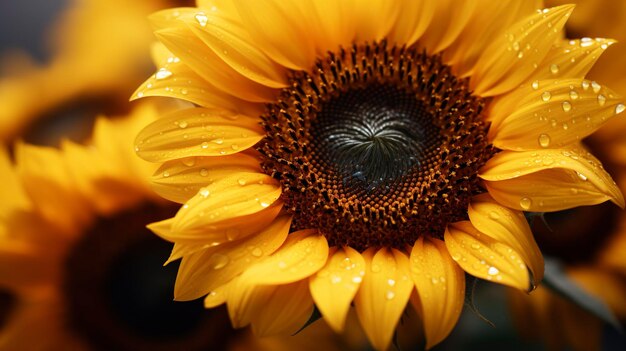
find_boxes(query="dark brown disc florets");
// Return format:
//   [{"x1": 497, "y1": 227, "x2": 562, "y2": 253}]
[{"x1": 258, "y1": 41, "x2": 495, "y2": 251}]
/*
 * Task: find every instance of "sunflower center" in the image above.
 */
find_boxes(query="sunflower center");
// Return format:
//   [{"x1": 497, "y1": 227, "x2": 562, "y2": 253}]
[
  {"x1": 258, "y1": 42, "x2": 494, "y2": 250},
  {"x1": 63, "y1": 203, "x2": 238, "y2": 351}
]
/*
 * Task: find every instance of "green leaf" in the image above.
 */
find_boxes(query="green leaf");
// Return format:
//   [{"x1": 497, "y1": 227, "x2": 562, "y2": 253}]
[{"x1": 543, "y1": 257, "x2": 622, "y2": 332}]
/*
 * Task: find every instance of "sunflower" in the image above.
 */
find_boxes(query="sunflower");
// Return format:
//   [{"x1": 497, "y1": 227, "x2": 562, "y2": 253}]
[
  {"x1": 0, "y1": 0, "x2": 195, "y2": 142},
  {"x1": 133, "y1": 1, "x2": 625, "y2": 349},
  {"x1": 506, "y1": 2, "x2": 626, "y2": 350},
  {"x1": 0, "y1": 102, "x2": 259, "y2": 350}
]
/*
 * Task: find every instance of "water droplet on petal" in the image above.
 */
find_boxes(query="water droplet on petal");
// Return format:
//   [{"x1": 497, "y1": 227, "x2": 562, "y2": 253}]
[
  {"x1": 155, "y1": 68, "x2": 172, "y2": 80},
  {"x1": 199, "y1": 188, "x2": 210, "y2": 198},
  {"x1": 200, "y1": 168, "x2": 209, "y2": 177},
  {"x1": 178, "y1": 120, "x2": 188, "y2": 128},
  {"x1": 538, "y1": 134, "x2": 551, "y2": 148},
  {"x1": 211, "y1": 254, "x2": 229, "y2": 270},
  {"x1": 550, "y1": 64, "x2": 559, "y2": 74},
  {"x1": 591, "y1": 81, "x2": 601, "y2": 93},
  {"x1": 541, "y1": 91, "x2": 551, "y2": 102},
  {"x1": 182, "y1": 158, "x2": 196, "y2": 167},
  {"x1": 487, "y1": 266, "x2": 499, "y2": 275},
  {"x1": 387, "y1": 279, "x2": 396, "y2": 287},
  {"x1": 562, "y1": 101, "x2": 572, "y2": 112},
  {"x1": 531, "y1": 80, "x2": 539, "y2": 90},
  {"x1": 519, "y1": 197, "x2": 532, "y2": 210},
  {"x1": 251, "y1": 247, "x2": 263, "y2": 257},
  {"x1": 616, "y1": 104, "x2": 625, "y2": 114},
  {"x1": 195, "y1": 12, "x2": 209, "y2": 27},
  {"x1": 201, "y1": 142, "x2": 209, "y2": 149},
  {"x1": 576, "y1": 172, "x2": 588, "y2": 181},
  {"x1": 569, "y1": 90, "x2": 579, "y2": 100},
  {"x1": 385, "y1": 291, "x2": 395, "y2": 300},
  {"x1": 597, "y1": 94, "x2": 607, "y2": 106},
  {"x1": 352, "y1": 276, "x2": 363, "y2": 284},
  {"x1": 163, "y1": 171, "x2": 170, "y2": 178}
]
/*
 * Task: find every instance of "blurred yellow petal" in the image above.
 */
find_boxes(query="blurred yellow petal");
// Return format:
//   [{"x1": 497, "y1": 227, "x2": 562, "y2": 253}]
[
  {"x1": 151, "y1": 153, "x2": 261, "y2": 204},
  {"x1": 354, "y1": 248, "x2": 413, "y2": 351},
  {"x1": 155, "y1": 26, "x2": 276, "y2": 102},
  {"x1": 168, "y1": 172, "x2": 281, "y2": 243},
  {"x1": 488, "y1": 79, "x2": 624, "y2": 150},
  {"x1": 309, "y1": 246, "x2": 365, "y2": 333},
  {"x1": 387, "y1": 0, "x2": 435, "y2": 47},
  {"x1": 239, "y1": 230, "x2": 329, "y2": 285},
  {"x1": 410, "y1": 237, "x2": 465, "y2": 350},
  {"x1": 420, "y1": 0, "x2": 476, "y2": 54},
  {"x1": 135, "y1": 107, "x2": 264, "y2": 163},
  {"x1": 472, "y1": 5, "x2": 575, "y2": 97},
  {"x1": 204, "y1": 283, "x2": 230, "y2": 308},
  {"x1": 188, "y1": 13, "x2": 287, "y2": 88},
  {"x1": 445, "y1": 221, "x2": 531, "y2": 291},
  {"x1": 173, "y1": 215, "x2": 291, "y2": 300},
  {"x1": 234, "y1": 0, "x2": 316, "y2": 70},
  {"x1": 468, "y1": 195, "x2": 544, "y2": 286},
  {"x1": 0, "y1": 148, "x2": 30, "y2": 214},
  {"x1": 481, "y1": 147, "x2": 624, "y2": 211},
  {"x1": 529, "y1": 38, "x2": 617, "y2": 81},
  {"x1": 250, "y1": 281, "x2": 314, "y2": 336},
  {"x1": 15, "y1": 143, "x2": 90, "y2": 233}
]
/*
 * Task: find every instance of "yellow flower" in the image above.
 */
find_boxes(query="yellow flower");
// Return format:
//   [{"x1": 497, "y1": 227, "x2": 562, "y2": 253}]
[
  {"x1": 0, "y1": 0, "x2": 190, "y2": 142},
  {"x1": 0, "y1": 102, "x2": 252, "y2": 350},
  {"x1": 134, "y1": 1, "x2": 625, "y2": 349}
]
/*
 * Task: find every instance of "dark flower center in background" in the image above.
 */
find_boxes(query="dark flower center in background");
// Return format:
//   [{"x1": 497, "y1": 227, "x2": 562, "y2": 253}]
[
  {"x1": 63, "y1": 203, "x2": 240, "y2": 351},
  {"x1": 258, "y1": 41, "x2": 495, "y2": 250}
]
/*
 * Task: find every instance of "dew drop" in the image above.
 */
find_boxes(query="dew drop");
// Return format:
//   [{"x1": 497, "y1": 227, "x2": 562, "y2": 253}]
[
  {"x1": 180, "y1": 88, "x2": 189, "y2": 95},
  {"x1": 178, "y1": 120, "x2": 188, "y2": 128},
  {"x1": 615, "y1": 103, "x2": 625, "y2": 115},
  {"x1": 385, "y1": 291, "x2": 395, "y2": 300},
  {"x1": 155, "y1": 68, "x2": 172, "y2": 80},
  {"x1": 201, "y1": 142, "x2": 209, "y2": 149},
  {"x1": 487, "y1": 266, "x2": 499, "y2": 275},
  {"x1": 352, "y1": 276, "x2": 363, "y2": 284},
  {"x1": 597, "y1": 94, "x2": 607, "y2": 106},
  {"x1": 182, "y1": 158, "x2": 196, "y2": 167},
  {"x1": 195, "y1": 12, "x2": 209, "y2": 27},
  {"x1": 562, "y1": 101, "x2": 572, "y2": 112},
  {"x1": 591, "y1": 81, "x2": 601, "y2": 93},
  {"x1": 569, "y1": 90, "x2": 579, "y2": 100},
  {"x1": 237, "y1": 178, "x2": 247, "y2": 186},
  {"x1": 387, "y1": 279, "x2": 396, "y2": 287},
  {"x1": 251, "y1": 247, "x2": 263, "y2": 257},
  {"x1": 538, "y1": 134, "x2": 551, "y2": 148},
  {"x1": 199, "y1": 188, "x2": 210, "y2": 198},
  {"x1": 260, "y1": 202, "x2": 270, "y2": 208},
  {"x1": 162, "y1": 171, "x2": 170, "y2": 178},
  {"x1": 550, "y1": 63, "x2": 559, "y2": 74},
  {"x1": 200, "y1": 168, "x2": 209, "y2": 177},
  {"x1": 582, "y1": 80, "x2": 590, "y2": 90},
  {"x1": 531, "y1": 80, "x2": 539, "y2": 90},
  {"x1": 541, "y1": 91, "x2": 551, "y2": 102},
  {"x1": 576, "y1": 171, "x2": 588, "y2": 181},
  {"x1": 519, "y1": 197, "x2": 532, "y2": 210},
  {"x1": 211, "y1": 254, "x2": 229, "y2": 270}
]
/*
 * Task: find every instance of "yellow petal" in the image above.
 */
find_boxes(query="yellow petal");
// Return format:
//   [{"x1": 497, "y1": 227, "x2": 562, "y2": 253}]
[
  {"x1": 239, "y1": 229, "x2": 329, "y2": 285},
  {"x1": 250, "y1": 281, "x2": 314, "y2": 336},
  {"x1": 174, "y1": 215, "x2": 291, "y2": 300},
  {"x1": 410, "y1": 237, "x2": 465, "y2": 350},
  {"x1": 188, "y1": 13, "x2": 287, "y2": 88},
  {"x1": 234, "y1": 0, "x2": 316, "y2": 70},
  {"x1": 155, "y1": 26, "x2": 275, "y2": 102},
  {"x1": 420, "y1": 0, "x2": 476, "y2": 54},
  {"x1": 445, "y1": 221, "x2": 530, "y2": 291},
  {"x1": 204, "y1": 282, "x2": 230, "y2": 308},
  {"x1": 529, "y1": 38, "x2": 616, "y2": 81},
  {"x1": 148, "y1": 8, "x2": 198, "y2": 31},
  {"x1": 480, "y1": 147, "x2": 624, "y2": 211},
  {"x1": 468, "y1": 195, "x2": 543, "y2": 286},
  {"x1": 445, "y1": 0, "x2": 541, "y2": 77},
  {"x1": 135, "y1": 107, "x2": 264, "y2": 163},
  {"x1": 131, "y1": 61, "x2": 262, "y2": 116},
  {"x1": 151, "y1": 153, "x2": 261, "y2": 204},
  {"x1": 387, "y1": 0, "x2": 435, "y2": 46},
  {"x1": 307, "y1": 0, "x2": 355, "y2": 53},
  {"x1": 309, "y1": 246, "x2": 366, "y2": 332},
  {"x1": 472, "y1": 5, "x2": 575, "y2": 97},
  {"x1": 354, "y1": 248, "x2": 413, "y2": 351},
  {"x1": 488, "y1": 79, "x2": 624, "y2": 150},
  {"x1": 170, "y1": 172, "x2": 282, "y2": 243},
  {"x1": 351, "y1": 0, "x2": 400, "y2": 43}
]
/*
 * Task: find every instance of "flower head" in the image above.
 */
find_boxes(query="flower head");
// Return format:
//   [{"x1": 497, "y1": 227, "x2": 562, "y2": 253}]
[{"x1": 134, "y1": 1, "x2": 625, "y2": 349}]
